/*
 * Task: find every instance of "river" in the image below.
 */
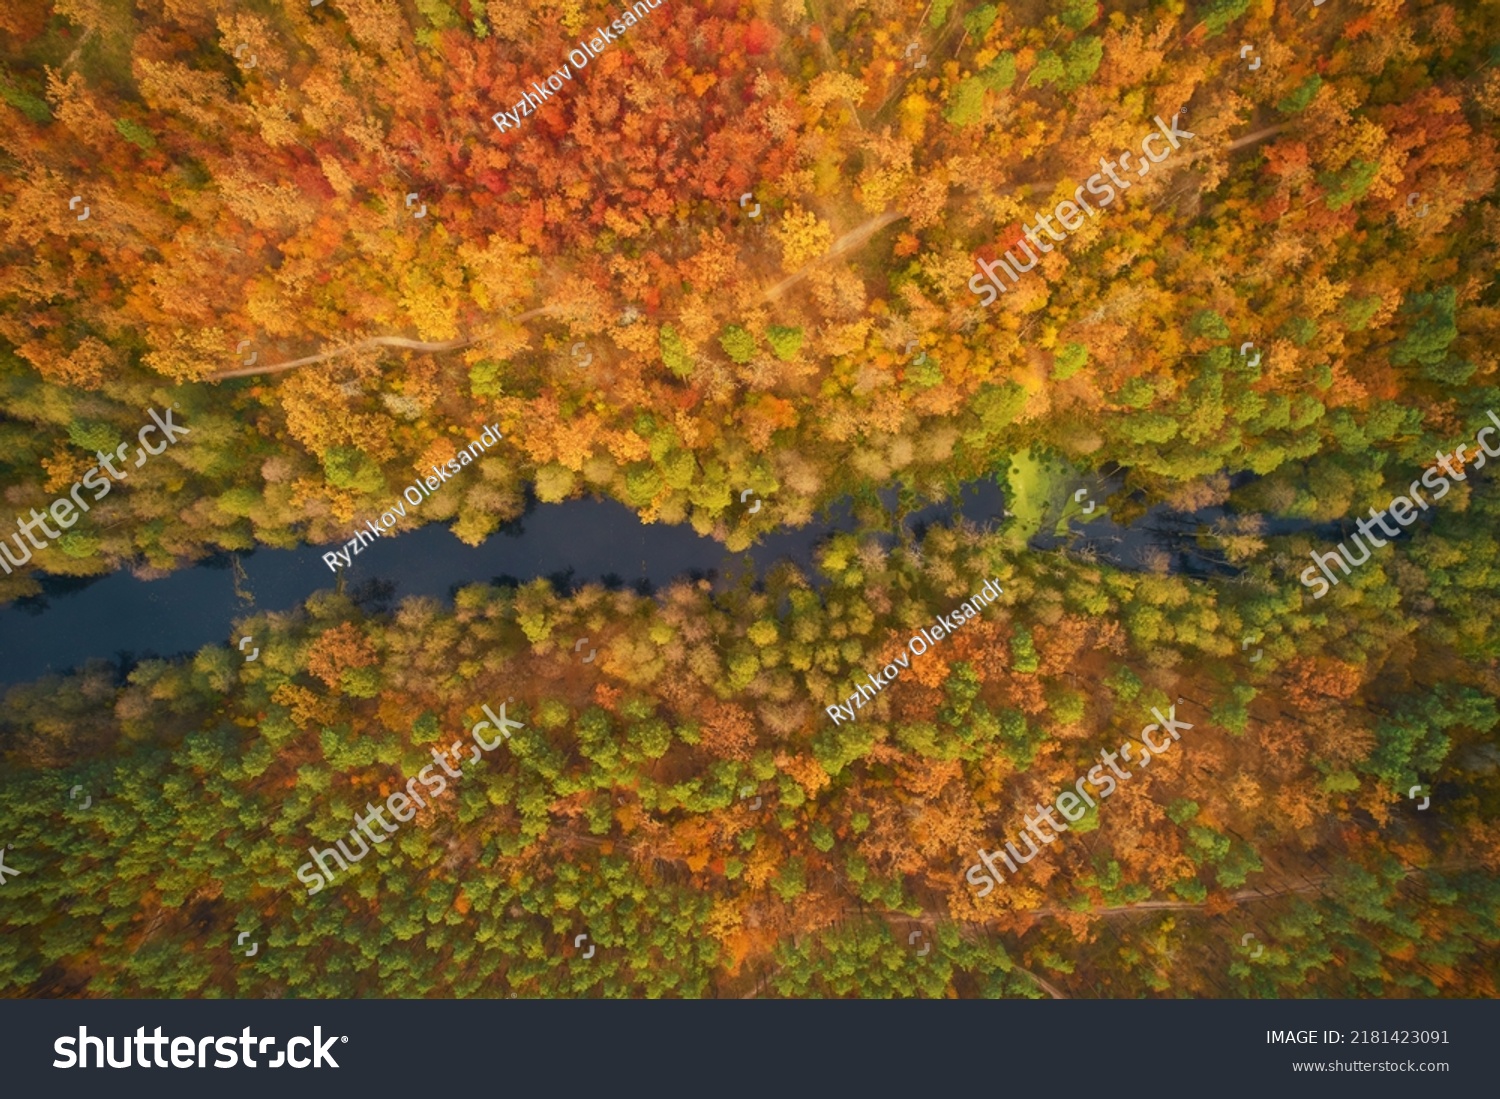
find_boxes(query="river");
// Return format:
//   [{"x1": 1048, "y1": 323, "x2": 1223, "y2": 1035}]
[{"x1": 0, "y1": 475, "x2": 1296, "y2": 687}]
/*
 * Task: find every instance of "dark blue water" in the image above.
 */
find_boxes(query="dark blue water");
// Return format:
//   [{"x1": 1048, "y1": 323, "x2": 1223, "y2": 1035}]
[
  {"x1": 0, "y1": 483, "x2": 1006, "y2": 686},
  {"x1": 0, "y1": 472, "x2": 1326, "y2": 688}
]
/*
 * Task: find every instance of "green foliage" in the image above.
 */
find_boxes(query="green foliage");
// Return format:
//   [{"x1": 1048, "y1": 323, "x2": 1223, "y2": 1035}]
[
  {"x1": 1215, "y1": 841, "x2": 1263, "y2": 889},
  {"x1": 1390, "y1": 288, "x2": 1468, "y2": 383},
  {"x1": 1187, "y1": 825, "x2": 1231, "y2": 863},
  {"x1": 1069, "y1": 803, "x2": 1100, "y2": 833},
  {"x1": 1167, "y1": 799, "x2": 1200, "y2": 825},
  {"x1": 1010, "y1": 625, "x2": 1039, "y2": 673},
  {"x1": 624, "y1": 464, "x2": 664, "y2": 507},
  {"x1": 659, "y1": 324, "x2": 693, "y2": 379},
  {"x1": 1061, "y1": 37, "x2": 1104, "y2": 90},
  {"x1": 1026, "y1": 51, "x2": 1067, "y2": 88},
  {"x1": 764, "y1": 325, "x2": 804, "y2": 360},
  {"x1": 628, "y1": 716, "x2": 671, "y2": 760},
  {"x1": 963, "y1": 5, "x2": 998, "y2": 39},
  {"x1": 216, "y1": 487, "x2": 261, "y2": 519},
  {"x1": 1104, "y1": 664, "x2": 1142, "y2": 702},
  {"x1": 772, "y1": 856, "x2": 807, "y2": 901},
  {"x1": 1046, "y1": 684, "x2": 1086, "y2": 725},
  {"x1": 0, "y1": 71, "x2": 51, "y2": 122},
  {"x1": 718, "y1": 325, "x2": 757, "y2": 364},
  {"x1": 57, "y1": 531, "x2": 101, "y2": 558},
  {"x1": 322, "y1": 446, "x2": 386, "y2": 494},
  {"x1": 1341, "y1": 295, "x2": 1382, "y2": 331},
  {"x1": 770, "y1": 920, "x2": 1027, "y2": 998},
  {"x1": 1213, "y1": 685, "x2": 1256, "y2": 736},
  {"x1": 945, "y1": 77, "x2": 989, "y2": 127},
  {"x1": 928, "y1": 0, "x2": 956, "y2": 29},
  {"x1": 469, "y1": 0, "x2": 490, "y2": 37},
  {"x1": 1189, "y1": 309, "x2": 1232, "y2": 341},
  {"x1": 1361, "y1": 686, "x2": 1489, "y2": 789},
  {"x1": 998, "y1": 707, "x2": 1042, "y2": 769},
  {"x1": 896, "y1": 720, "x2": 952, "y2": 760},
  {"x1": 468, "y1": 359, "x2": 507, "y2": 398},
  {"x1": 1279, "y1": 315, "x2": 1318, "y2": 346},
  {"x1": 411, "y1": 710, "x2": 438, "y2": 746},
  {"x1": 415, "y1": 0, "x2": 460, "y2": 29},
  {"x1": 114, "y1": 118, "x2": 157, "y2": 150},
  {"x1": 964, "y1": 382, "x2": 1026, "y2": 446},
  {"x1": 1059, "y1": 0, "x2": 1099, "y2": 30},
  {"x1": 907, "y1": 353, "x2": 943, "y2": 388},
  {"x1": 340, "y1": 666, "x2": 382, "y2": 698},
  {"x1": 1320, "y1": 159, "x2": 1380, "y2": 210},
  {"x1": 1323, "y1": 770, "x2": 1361, "y2": 793},
  {"x1": 1200, "y1": 0, "x2": 1252, "y2": 37},
  {"x1": 67, "y1": 419, "x2": 120, "y2": 452},
  {"x1": 1172, "y1": 877, "x2": 1208, "y2": 903},
  {"x1": 1278, "y1": 75, "x2": 1322, "y2": 114},
  {"x1": 981, "y1": 52, "x2": 1017, "y2": 91},
  {"x1": 1053, "y1": 342, "x2": 1088, "y2": 381}
]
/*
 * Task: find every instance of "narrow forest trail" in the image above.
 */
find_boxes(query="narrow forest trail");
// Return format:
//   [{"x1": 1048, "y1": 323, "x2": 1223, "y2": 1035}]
[
  {"x1": 207, "y1": 122, "x2": 1287, "y2": 385},
  {"x1": 210, "y1": 334, "x2": 473, "y2": 382},
  {"x1": 756, "y1": 208, "x2": 907, "y2": 303},
  {"x1": 896, "y1": 861, "x2": 1474, "y2": 933},
  {"x1": 733, "y1": 862, "x2": 1468, "y2": 997},
  {"x1": 206, "y1": 305, "x2": 563, "y2": 382},
  {"x1": 1017, "y1": 966, "x2": 1069, "y2": 999},
  {"x1": 755, "y1": 120, "x2": 1285, "y2": 306},
  {"x1": 1226, "y1": 124, "x2": 1289, "y2": 151},
  {"x1": 208, "y1": 206, "x2": 907, "y2": 384}
]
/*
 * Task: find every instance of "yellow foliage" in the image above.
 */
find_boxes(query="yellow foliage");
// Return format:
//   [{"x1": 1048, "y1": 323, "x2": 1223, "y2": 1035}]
[
  {"x1": 773, "y1": 205, "x2": 834, "y2": 273},
  {"x1": 807, "y1": 72, "x2": 867, "y2": 112}
]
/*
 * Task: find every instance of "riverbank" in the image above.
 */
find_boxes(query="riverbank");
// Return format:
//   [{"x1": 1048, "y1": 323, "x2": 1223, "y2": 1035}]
[{"x1": 0, "y1": 483, "x2": 1003, "y2": 686}]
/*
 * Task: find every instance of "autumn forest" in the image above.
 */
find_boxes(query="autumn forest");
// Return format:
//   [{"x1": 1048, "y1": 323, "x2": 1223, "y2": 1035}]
[{"x1": 1, "y1": 0, "x2": 1499, "y2": 999}]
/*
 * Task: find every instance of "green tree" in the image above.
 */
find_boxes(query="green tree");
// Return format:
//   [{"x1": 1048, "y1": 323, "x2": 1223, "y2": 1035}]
[{"x1": 718, "y1": 325, "x2": 757, "y2": 363}]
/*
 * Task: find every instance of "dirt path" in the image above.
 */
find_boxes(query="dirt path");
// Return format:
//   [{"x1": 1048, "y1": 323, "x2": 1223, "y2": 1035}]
[
  {"x1": 753, "y1": 120, "x2": 1282, "y2": 307},
  {"x1": 1226, "y1": 124, "x2": 1288, "y2": 150},
  {"x1": 917, "y1": 861, "x2": 1469, "y2": 928},
  {"x1": 1017, "y1": 966, "x2": 1069, "y2": 999},
  {"x1": 757, "y1": 208, "x2": 906, "y2": 303},
  {"x1": 207, "y1": 305, "x2": 562, "y2": 382},
  {"x1": 207, "y1": 120, "x2": 1285, "y2": 385}
]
